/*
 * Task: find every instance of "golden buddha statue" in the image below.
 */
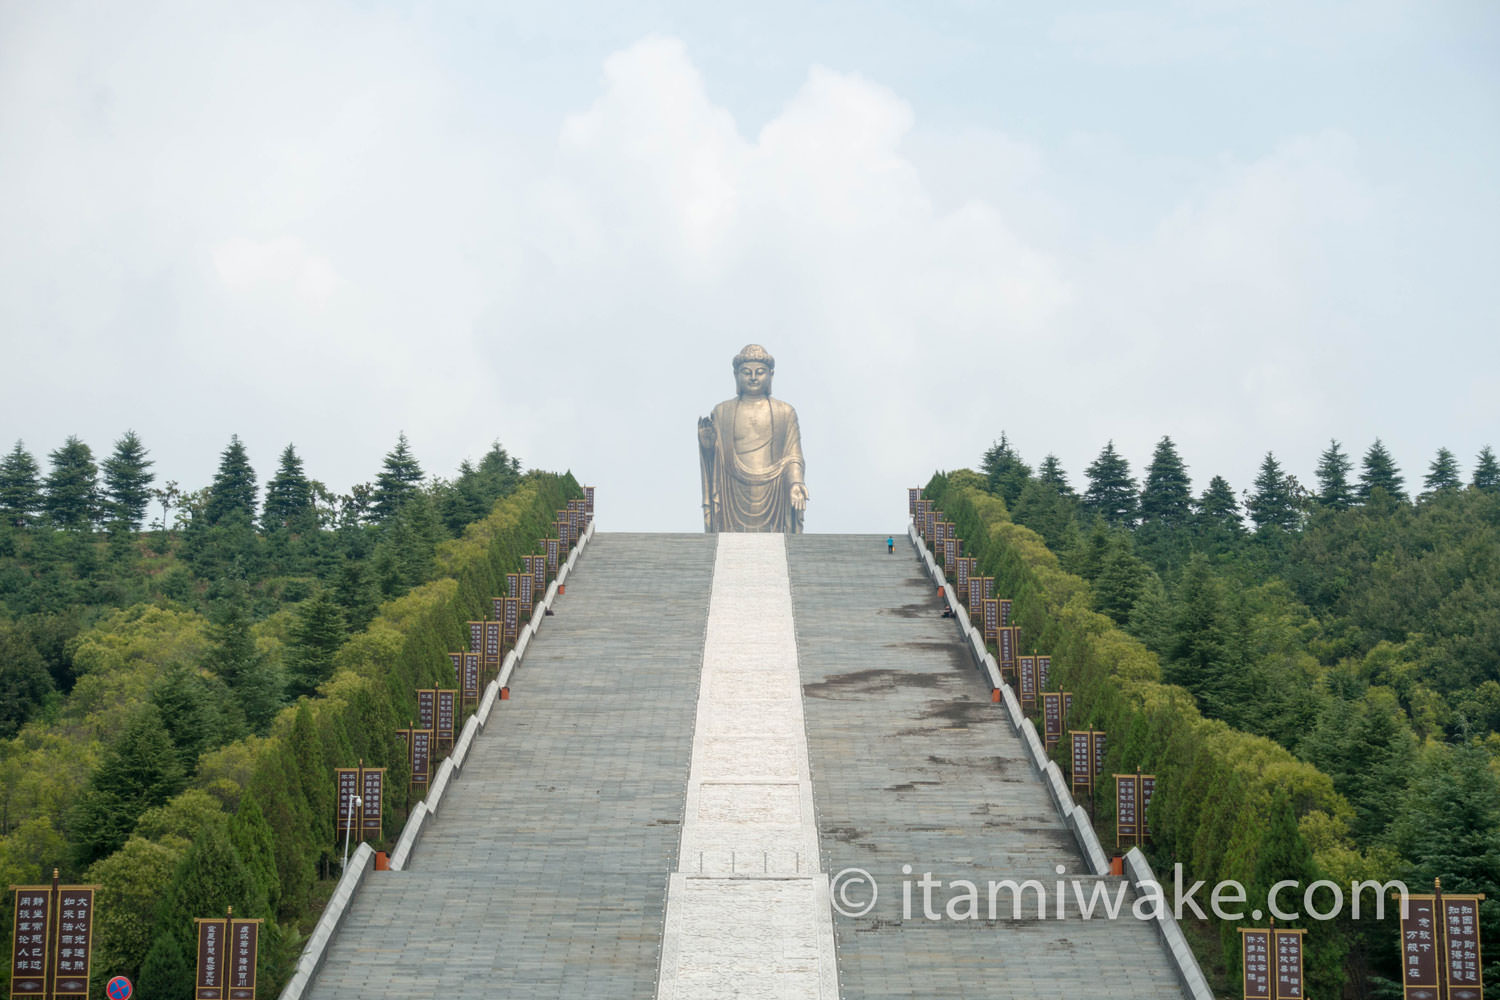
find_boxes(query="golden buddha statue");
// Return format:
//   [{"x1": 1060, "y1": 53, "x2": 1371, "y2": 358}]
[{"x1": 697, "y1": 345, "x2": 808, "y2": 532}]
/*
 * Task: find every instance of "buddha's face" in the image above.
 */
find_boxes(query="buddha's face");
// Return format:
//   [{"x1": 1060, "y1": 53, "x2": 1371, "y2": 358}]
[{"x1": 735, "y1": 362, "x2": 773, "y2": 398}]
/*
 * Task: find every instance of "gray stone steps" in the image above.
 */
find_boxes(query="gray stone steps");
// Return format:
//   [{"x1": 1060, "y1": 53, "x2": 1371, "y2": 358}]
[
  {"x1": 788, "y1": 533, "x2": 1187, "y2": 999},
  {"x1": 301, "y1": 531, "x2": 1188, "y2": 999},
  {"x1": 303, "y1": 533, "x2": 716, "y2": 1000}
]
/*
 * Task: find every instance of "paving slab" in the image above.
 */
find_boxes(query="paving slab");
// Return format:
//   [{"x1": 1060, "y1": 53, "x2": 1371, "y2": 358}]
[
  {"x1": 304, "y1": 533, "x2": 715, "y2": 1000},
  {"x1": 788, "y1": 533, "x2": 1187, "y2": 999}
]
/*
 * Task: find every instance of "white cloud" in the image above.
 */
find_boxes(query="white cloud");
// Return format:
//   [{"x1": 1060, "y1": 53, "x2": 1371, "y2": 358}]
[{"x1": 1, "y1": 11, "x2": 1491, "y2": 531}]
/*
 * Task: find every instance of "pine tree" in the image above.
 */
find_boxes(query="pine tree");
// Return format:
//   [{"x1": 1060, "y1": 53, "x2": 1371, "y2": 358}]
[
  {"x1": 1195, "y1": 476, "x2": 1244, "y2": 535},
  {"x1": 1139, "y1": 436, "x2": 1192, "y2": 528},
  {"x1": 1082, "y1": 440, "x2": 1138, "y2": 528},
  {"x1": 1357, "y1": 438, "x2": 1406, "y2": 504},
  {"x1": 981, "y1": 432, "x2": 1033, "y2": 507},
  {"x1": 1314, "y1": 439, "x2": 1354, "y2": 510},
  {"x1": 68, "y1": 704, "x2": 187, "y2": 867},
  {"x1": 1246, "y1": 452, "x2": 1298, "y2": 531},
  {"x1": 1423, "y1": 447, "x2": 1462, "y2": 494},
  {"x1": 101, "y1": 429, "x2": 155, "y2": 528},
  {"x1": 1036, "y1": 454, "x2": 1074, "y2": 497},
  {"x1": 1471, "y1": 446, "x2": 1498, "y2": 492},
  {"x1": 262, "y1": 444, "x2": 315, "y2": 532},
  {"x1": 204, "y1": 435, "x2": 258, "y2": 526},
  {"x1": 43, "y1": 435, "x2": 99, "y2": 529},
  {"x1": 207, "y1": 594, "x2": 282, "y2": 731},
  {"x1": 285, "y1": 590, "x2": 346, "y2": 698},
  {"x1": 137, "y1": 933, "x2": 193, "y2": 1000},
  {"x1": 0, "y1": 440, "x2": 43, "y2": 527},
  {"x1": 371, "y1": 432, "x2": 424, "y2": 523}
]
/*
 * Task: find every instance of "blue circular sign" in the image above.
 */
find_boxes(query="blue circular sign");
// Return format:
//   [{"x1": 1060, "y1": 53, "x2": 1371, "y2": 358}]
[{"x1": 106, "y1": 976, "x2": 132, "y2": 1000}]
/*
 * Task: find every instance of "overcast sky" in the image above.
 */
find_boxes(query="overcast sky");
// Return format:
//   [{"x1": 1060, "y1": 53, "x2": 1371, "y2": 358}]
[{"x1": 2, "y1": 2, "x2": 1497, "y2": 533}]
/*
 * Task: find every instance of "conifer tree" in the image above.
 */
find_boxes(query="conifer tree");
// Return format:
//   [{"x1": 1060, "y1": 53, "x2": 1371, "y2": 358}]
[
  {"x1": 68, "y1": 704, "x2": 187, "y2": 867},
  {"x1": 981, "y1": 432, "x2": 1032, "y2": 506},
  {"x1": 1357, "y1": 438, "x2": 1406, "y2": 504},
  {"x1": 1246, "y1": 452, "x2": 1298, "y2": 531},
  {"x1": 1314, "y1": 439, "x2": 1354, "y2": 510},
  {"x1": 1082, "y1": 440, "x2": 1138, "y2": 528},
  {"x1": 207, "y1": 594, "x2": 283, "y2": 732},
  {"x1": 1036, "y1": 454, "x2": 1074, "y2": 496},
  {"x1": 204, "y1": 435, "x2": 258, "y2": 526},
  {"x1": 1195, "y1": 475, "x2": 1244, "y2": 535},
  {"x1": 1423, "y1": 447, "x2": 1462, "y2": 494},
  {"x1": 285, "y1": 590, "x2": 346, "y2": 698},
  {"x1": 1139, "y1": 436, "x2": 1193, "y2": 528},
  {"x1": 371, "y1": 432, "x2": 424, "y2": 523},
  {"x1": 102, "y1": 430, "x2": 155, "y2": 529},
  {"x1": 262, "y1": 444, "x2": 315, "y2": 532},
  {"x1": 43, "y1": 435, "x2": 99, "y2": 529},
  {"x1": 0, "y1": 440, "x2": 43, "y2": 527},
  {"x1": 1471, "y1": 446, "x2": 1499, "y2": 492}
]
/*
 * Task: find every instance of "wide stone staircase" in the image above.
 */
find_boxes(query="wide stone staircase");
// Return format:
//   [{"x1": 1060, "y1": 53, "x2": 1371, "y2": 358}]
[{"x1": 297, "y1": 532, "x2": 1195, "y2": 999}]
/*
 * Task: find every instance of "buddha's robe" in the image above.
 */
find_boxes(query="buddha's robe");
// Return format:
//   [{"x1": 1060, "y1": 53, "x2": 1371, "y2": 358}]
[{"x1": 699, "y1": 397, "x2": 805, "y2": 533}]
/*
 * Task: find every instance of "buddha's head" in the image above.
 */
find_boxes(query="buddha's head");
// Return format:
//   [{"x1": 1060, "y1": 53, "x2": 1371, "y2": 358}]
[{"x1": 732, "y1": 344, "x2": 775, "y2": 398}]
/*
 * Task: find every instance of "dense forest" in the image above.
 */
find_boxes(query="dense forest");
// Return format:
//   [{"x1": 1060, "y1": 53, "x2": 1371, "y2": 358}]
[
  {"x1": 0, "y1": 429, "x2": 567, "y2": 997},
  {"x1": 965, "y1": 433, "x2": 1500, "y2": 996}
]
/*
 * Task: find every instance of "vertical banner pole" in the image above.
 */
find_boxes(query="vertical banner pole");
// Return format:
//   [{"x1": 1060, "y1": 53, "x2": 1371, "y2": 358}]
[
  {"x1": 47, "y1": 866, "x2": 60, "y2": 1000},
  {"x1": 1436, "y1": 879, "x2": 1448, "y2": 1000}
]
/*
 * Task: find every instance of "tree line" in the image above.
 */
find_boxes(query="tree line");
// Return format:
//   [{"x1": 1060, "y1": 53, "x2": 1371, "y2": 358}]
[
  {"x1": 0, "y1": 429, "x2": 555, "y2": 998},
  {"x1": 971, "y1": 433, "x2": 1500, "y2": 995},
  {"x1": 0, "y1": 431, "x2": 523, "y2": 738}
]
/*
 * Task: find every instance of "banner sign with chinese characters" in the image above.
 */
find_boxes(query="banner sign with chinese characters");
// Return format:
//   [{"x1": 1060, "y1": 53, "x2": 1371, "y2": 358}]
[
  {"x1": 531, "y1": 553, "x2": 546, "y2": 595},
  {"x1": 1114, "y1": 773, "x2": 1155, "y2": 848},
  {"x1": 1037, "y1": 655, "x2": 1052, "y2": 692},
  {"x1": 1017, "y1": 656, "x2": 1037, "y2": 712},
  {"x1": 416, "y1": 689, "x2": 435, "y2": 732},
  {"x1": 518, "y1": 571, "x2": 534, "y2": 616},
  {"x1": 997, "y1": 626, "x2": 1020, "y2": 678},
  {"x1": 10, "y1": 885, "x2": 50, "y2": 995},
  {"x1": 585, "y1": 485, "x2": 596, "y2": 515},
  {"x1": 1070, "y1": 732, "x2": 1092, "y2": 796},
  {"x1": 1240, "y1": 928, "x2": 1271, "y2": 1000},
  {"x1": 447, "y1": 652, "x2": 461, "y2": 687},
  {"x1": 1069, "y1": 730, "x2": 1106, "y2": 795},
  {"x1": 396, "y1": 728, "x2": 432, "y2": 793},
  {"x1": 9, "y1": 879, "x2": 98, "y2": 999},
  {"x1": 334, "y1": 765, "x2": 386, "y2": 843},
  {"x1": 360, "y1": 768, "x2": 384, "y2": 838},
  {"x1": 482, "y1": 622, "x2": 502, "y2": 671},
  {"x1": 1441, "y1": 893, "x2": 1483, "y2": 999},
  {"x1": 227, "y1": 919, "x2": 259, "y2": 999},
  {"x1": 981, "y1": 599, "x2": 998, "y2": 642},
  {"x1": 998, "y1": 598, "x2": 1012, "y2": 628},
  {"x1": 1401, "y1": 890, "x2": 1486, "y2": 1000},
  {"x1": 908, "y1": 488, "x2": 919, "y2": 517},
  {"x1": 942, "y1": 537, "x2": 956, "y2": 570},
  {"x1": 955, "y1": 557, "x2": 971, "y2": 599},
  {"x1": 196, "y1": 914, "x2": 261, "y2": 1000},
  {"x1": 462, "y1": 654, "x2": 480, "y2": 707},
  {"x1": 546, "y1": 538, "x2": 560, "y2": 576},
  {"x1": 1041, "y1": 692, "x2": 1067, "y2": 752},
  {"x1": 467, "y1": 621, "x2": 485, "y2": 661},
  {"x1": 502, "y1": 598, "x2": 520, "y2": 645},
  {"x1": 967, "y1": 577, "x2": 984, "y2": 613},
  {"x1": 196, "y1": 916, "x2": 226, "y2": 999},
  {"x1": 436, "y1": 690, "x2": 456, "y2": 748},
  {"x1": 1274, "y1": 929, "x2": 1305, "y2": 998}
]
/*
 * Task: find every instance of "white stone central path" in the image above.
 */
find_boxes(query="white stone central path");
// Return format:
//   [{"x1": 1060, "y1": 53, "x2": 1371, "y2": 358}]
[{"x1": 656, "y1": 533, "x2": 839, "y2": 1000}]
